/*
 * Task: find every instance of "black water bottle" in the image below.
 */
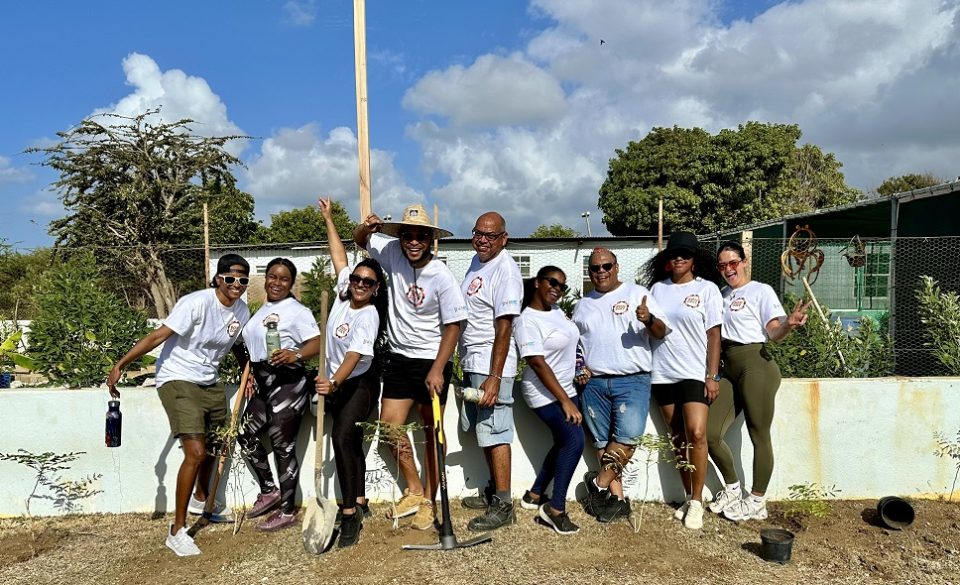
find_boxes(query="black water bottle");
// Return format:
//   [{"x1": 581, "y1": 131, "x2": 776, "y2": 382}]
[{"x1": 105, "y1": 400, "x2": 122, "y2": 448}]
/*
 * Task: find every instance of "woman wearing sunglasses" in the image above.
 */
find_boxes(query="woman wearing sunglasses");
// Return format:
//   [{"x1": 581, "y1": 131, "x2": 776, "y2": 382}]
[
  {"x1": 513, "y1": 266, "x2": 585, "y2": 535},
  {"x1": 315, "y1": 197, "x2": 388, "y2": 547},
  {"x1": 643, "y1": 232, "x2": 722, "y2": 530},
  {"x1": 706, "y1": 241, "x2": 811, "y2": 522},
  {"x1": 237, "y1": 256, "x2": 323, "y2": 532},
  {"x1": 106, "y1": 254, "x2": 251, "y2": 557}
]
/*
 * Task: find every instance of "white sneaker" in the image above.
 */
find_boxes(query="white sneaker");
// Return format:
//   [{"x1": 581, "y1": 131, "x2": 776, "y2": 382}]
[
  {"x1": 188, "y1": 495, "x2": 234, "y2": 522},
  {"x1": 673, "y1": 500, "x2": 689, "y2": 521},
  {"x1": 165, "y1": 524, "x2": 201, "y2": 557},
  {"x1": 683, "y1": 500, "x2": 704, "y2": 529},
  {"x1": 708, "y1": 487, "x2": 742, "y2": 514},
  {"x1": 722, "y1": 497, "x2": 768, "y2": 521}
]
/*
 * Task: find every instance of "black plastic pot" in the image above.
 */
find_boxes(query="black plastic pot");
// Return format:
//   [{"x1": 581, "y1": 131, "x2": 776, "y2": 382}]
[
  {"x1": 877, "y1": 496, "x2": 914, "y2": 530},
  {"x1": 760, "y1": 528, "x2": 795, "y2": 564}
]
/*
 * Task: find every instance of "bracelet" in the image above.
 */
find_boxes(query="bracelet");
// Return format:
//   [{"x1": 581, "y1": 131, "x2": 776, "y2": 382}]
[{"x1": 489, "y1": 374, "x2": 502, "y2": 380}]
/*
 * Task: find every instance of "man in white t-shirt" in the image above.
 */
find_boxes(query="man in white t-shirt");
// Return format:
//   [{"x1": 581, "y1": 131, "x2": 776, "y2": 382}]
[
  {"x1": 353, "y1": 203, "x2": 467, "y2": 531},
  {"x1": 457, "y1": 212, "x2": 523, "y2": 531},
  {"x1": 572, "y1": 248, "x2": 670, "y2": 523}
]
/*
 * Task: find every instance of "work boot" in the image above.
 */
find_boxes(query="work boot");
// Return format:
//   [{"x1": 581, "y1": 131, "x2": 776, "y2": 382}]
[
  {"x1": 462, "y1": 483, "x2": 495, "y2": 509},
  {"x1": 467, "y1": 495, "x2": 515, "y2": 531}
]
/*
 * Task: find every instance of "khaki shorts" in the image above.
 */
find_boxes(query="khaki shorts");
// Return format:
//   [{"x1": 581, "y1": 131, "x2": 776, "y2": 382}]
[{"x1": 157, "y1": 380, "x2": 227, "y2": 438}]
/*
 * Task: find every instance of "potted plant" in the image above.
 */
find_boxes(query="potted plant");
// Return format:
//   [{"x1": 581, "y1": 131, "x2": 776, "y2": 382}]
[{"x1": 0, "y1": 330, "x2": 37, "y2": 388}]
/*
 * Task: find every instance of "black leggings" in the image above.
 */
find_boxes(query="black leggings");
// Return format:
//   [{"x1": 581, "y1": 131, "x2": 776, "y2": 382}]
[
  {"x1": 328, "y1": 369, "x2": 380, "y2": 508},
  {"x1": 238, "y1": 362, "x2": 310, "y2": 514}
]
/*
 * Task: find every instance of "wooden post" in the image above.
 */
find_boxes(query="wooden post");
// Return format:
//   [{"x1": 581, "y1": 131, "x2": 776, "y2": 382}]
[
  {"x1": 354, "y1": 0, "x2": 372, "y2": 220},
  {"x1": 203, "y1": 202, "x2": 210, "y2": 284},
  {"x1": 741, "y1": 229, "x2": 753, "y2": 280},
  {"x1": 433, "y1": 203, "x2": 440, "y2": 256},
  {"x1": 657, "y1": 196, "x2": 664, "y2": 251}
]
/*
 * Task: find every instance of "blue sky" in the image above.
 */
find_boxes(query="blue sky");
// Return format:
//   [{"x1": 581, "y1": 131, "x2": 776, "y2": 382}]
[{"x1": 3, "y1": 0, "x2": 959, "y2": 249}]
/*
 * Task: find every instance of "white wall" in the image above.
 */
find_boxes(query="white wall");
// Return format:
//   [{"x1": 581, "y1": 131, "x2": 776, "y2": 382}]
[{"x1": 1, "y1": 377, "x2": 958, "y2": 517}]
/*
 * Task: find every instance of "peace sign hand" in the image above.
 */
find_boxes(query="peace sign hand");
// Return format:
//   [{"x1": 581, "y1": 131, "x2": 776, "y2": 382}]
[{"x1": 787, "y1": 299, "x2": 812, "y2": 328}]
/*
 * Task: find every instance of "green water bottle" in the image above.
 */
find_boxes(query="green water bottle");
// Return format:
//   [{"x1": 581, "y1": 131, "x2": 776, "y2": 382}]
[{"x1": 265, "y1": 322, "x2": 281, "y2": 357}]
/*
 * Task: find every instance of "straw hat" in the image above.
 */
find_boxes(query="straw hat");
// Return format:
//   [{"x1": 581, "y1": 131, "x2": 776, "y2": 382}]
[{"x1": 379, "y1": 203, "x2": 453, "y2": 239}]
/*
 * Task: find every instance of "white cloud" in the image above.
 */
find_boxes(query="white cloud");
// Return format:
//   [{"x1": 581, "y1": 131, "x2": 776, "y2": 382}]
[
  {"x1": 243, "y1": 123, "x2": 423, "y2": 222},
  {"x1": 0, "y1": 156, "x2": 32, "y2": 184},
  {"x1": 402, "y1": 0, "x2": 960, "y2": 235},
  {"x1": 17, "y1": 188, "x2": 62, "y2": 218},
  {"x1": 282, "y1": 0, "x2": 318, "y2": 27}
]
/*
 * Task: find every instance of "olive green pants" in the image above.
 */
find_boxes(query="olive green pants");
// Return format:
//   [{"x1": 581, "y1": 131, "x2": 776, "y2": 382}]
[{"x1": 706, "y1": 343, "x2": 781, "y2": 494}]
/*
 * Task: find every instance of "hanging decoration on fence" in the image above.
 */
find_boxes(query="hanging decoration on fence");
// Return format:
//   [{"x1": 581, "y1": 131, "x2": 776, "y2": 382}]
[{"x1": 780, "y1": 224, "x2": 825, "y2": 285}]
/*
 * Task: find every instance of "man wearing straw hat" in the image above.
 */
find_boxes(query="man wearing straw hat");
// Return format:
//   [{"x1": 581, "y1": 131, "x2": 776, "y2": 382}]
[
  {"x1": 353, "y1": 204, "x2": 467, "y2": 531},
  {"x1": 457, "y1": 211, "x2": 523, "y2": 531}
]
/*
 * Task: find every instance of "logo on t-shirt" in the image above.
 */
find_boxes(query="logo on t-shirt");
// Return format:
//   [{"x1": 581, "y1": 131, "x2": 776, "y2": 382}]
[
  {"x1": 466, "y1": 276, "x2": 484, "y2": 297},
  {"x1": 406, "y1": 284, "x2": 426, "y2": 308},
  {"x1": 262, "y1": 313, "x2": 280, "y2": 326},
  {"x1": 730, "y1": 297, "x2": 747, "y2": 312},
  {"x1": 612, "y1": 300, "x2": 629, "y2": 315},
  {"x1": 683, "y1": 294, "x2": 701, "y2": 308},
  {"x1": 227, "y1": 319, "x2": 241, "y2": 337},
  {"x1": 335, "y1": 323, "x2": 350, "y2": 339}
]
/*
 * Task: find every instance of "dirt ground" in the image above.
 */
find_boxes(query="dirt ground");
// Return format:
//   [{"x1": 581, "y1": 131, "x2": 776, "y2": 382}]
[{"x1": 1, "y1": 498, "x2": 958, "y2": 585}]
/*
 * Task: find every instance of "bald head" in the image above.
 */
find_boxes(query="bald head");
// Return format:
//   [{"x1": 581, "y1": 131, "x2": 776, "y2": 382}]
[
  {"x1": 477, "y1": 211, "x2": 506, "y2": 232},
  {"x1": 472, "y1": 211, "x2": 508, "y2": 262}
]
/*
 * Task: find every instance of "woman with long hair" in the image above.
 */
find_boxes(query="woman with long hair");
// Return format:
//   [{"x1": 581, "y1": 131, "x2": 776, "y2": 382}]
[
  {"x1": 238, "y1": 256, "x2": 323, "y2": 532},
  {"x1": 706, "y1": 240, "x2": 810, "y2": 521},
  {"x1": 643, "y1": 232, "x2": 722, "y2": 530},
  {"x1": 514, "y1": 266, "x2": 585, "y2": 535},
  {"x1": 315, "y1": 197, "x2": 388, "y2": 547}
]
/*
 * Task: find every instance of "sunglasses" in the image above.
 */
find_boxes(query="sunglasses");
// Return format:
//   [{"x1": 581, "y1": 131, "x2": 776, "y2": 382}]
[
  {"x1": 472, "y1": 229, "x2": 505, "y2": 242},
  {"x1": 220, "y1": 275, "x2": 250, "y2": 286},
  {"x1": 716, "y1": 259, "x2": 743, "y2": 271},
  {"x1": 670, "y1": 251, "x2": 694, "y2": 260},
  {"x1": 400, "y1": 231, "x2": 433, "y2": 242},
  {"x1": 349, "y1": 274, "x2": 378, "y2": 287},
  {"x1": 588, "y1": 262, "x2": 616, "y2": 274},
  {"x1": 541, "y1": 276, "x2": 569, "y2": 293}
]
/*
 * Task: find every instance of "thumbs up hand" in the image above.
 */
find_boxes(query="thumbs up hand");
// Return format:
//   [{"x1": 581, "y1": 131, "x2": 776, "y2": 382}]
[{"x1": 636, "y1": 295, "x2": 652, "y2": 325}]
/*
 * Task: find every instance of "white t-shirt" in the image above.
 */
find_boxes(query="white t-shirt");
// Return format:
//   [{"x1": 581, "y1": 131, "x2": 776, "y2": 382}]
[
  {"x1": 243, "y1": 296, "x2": 321, "y2": 363},
  {"x1": 571, "y1": 282, "x2": 671, "y2": 375},
  {"x1": 721, "y1": 280, "x2": 786, "y2": 344},
  {"x1": 156, "y1": 288, "x2": 250, "y2": 386},
  {"x1": 650, "y1": 277, "x2": 723, "y2": 384},
  {"x1": 458, "y1": 251, "x2": 523, "y2": 377},
  {"x1": 367, "y1": 233, "x2": 468, "y2": 360},
  {"x1": 326, "y1": 266, "x2": 380, "y2": 379},
  {"x1": 514, "y1": 306, "x2": 579, "y2": 409}
]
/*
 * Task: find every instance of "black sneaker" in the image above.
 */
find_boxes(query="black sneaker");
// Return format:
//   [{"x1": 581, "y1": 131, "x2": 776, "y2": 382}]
[
  {"x1": 462, "y1": 483, "x2": 495, "y2": 510},
  {"x1": 538, "y1": 503, "x2": 580, "y2": 535},
  {"x1": 582, "y1": 471, "x2": 605, "y2": 517},
  {"x1": 336, "y1": 501, "x2": 372, "y2": 528},
  {"x1": 597, "y1": 494, "x2": 631, "y2": 523},
  {"x1": 337, "y1": 511, "x2": 363, "y2": 548},
  {"x1": 521, "y1": 490, "x2": 550, "y2": 510},
  {"x1": 467, "y1": 495, "x2": 516, "y2": 531}
]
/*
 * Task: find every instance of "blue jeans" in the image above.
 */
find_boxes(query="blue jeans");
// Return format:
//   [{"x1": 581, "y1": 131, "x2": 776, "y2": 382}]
[
  {"x1": 530, "y1": 398, "x2": 585, "y2": 512},
  {"x1": 581, "y1": 373, "x2": 651, "y2": 448}
]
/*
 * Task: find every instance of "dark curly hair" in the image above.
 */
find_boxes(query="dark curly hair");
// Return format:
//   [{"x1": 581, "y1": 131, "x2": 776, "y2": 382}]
[{"x1": 642, "y1": 245, "x2": 721, "y2": 288}]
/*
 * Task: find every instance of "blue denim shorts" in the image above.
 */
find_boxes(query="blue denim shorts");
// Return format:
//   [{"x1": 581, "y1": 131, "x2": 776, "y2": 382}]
[
  {"x1": 459, "y1": 371, "x2": 515, "y2": 448},
  {"x1": 581, "y1": 372, "x2": 651, "y2": 448}
]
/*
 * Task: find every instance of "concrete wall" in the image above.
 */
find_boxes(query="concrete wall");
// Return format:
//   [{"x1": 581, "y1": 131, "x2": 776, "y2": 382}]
[{"x1": 1, "y1": 377, "x2": 958, "y2": 517}]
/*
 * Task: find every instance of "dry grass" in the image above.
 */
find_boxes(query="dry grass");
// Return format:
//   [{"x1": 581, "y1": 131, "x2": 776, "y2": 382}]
[{"x1": 2, "y1": 499, "x2": 959, "y2": 585}]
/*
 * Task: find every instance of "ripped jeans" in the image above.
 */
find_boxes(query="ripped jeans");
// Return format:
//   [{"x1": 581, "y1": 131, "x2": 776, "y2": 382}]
[{"x1": 581, "y1": 372, "x2": 651, "y2": 449}]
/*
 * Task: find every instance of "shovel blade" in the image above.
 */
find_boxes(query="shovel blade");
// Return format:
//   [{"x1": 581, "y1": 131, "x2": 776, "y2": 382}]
[{"x1": 302, "y1": 496, "x2": 337, "y2": 554}]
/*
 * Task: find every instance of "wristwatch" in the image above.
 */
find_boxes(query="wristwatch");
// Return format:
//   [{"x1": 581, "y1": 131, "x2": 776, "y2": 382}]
[
  {"x1": 294, "y1": 350, "x2": 303, "y2": 362},
  {"x1": 709, "y1": 373, "x2": 722, "y2": 382}
]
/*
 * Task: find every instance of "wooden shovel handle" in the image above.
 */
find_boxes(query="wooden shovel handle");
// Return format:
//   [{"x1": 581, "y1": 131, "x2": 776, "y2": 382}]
[{"x1": 315, "y1": 291, "x2": 329, "y2": 481}]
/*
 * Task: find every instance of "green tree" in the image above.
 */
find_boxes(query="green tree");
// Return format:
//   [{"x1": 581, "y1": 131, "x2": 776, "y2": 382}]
[
  {"x1": 0, "y1": 245, "x2": 52, "y2": 320},
  {"x1": 875, "y1": 173, "x2": 943, "y2": 197},
  {"x1": 529, "y1": 223, "x2": 579, "y2": 238},
  {"x1": 598, "y1": 122, "x2": 861, "y2": 235},
  {"x1": 261, "y1": 201, "x2": 356, "y2": 244},
  {"x1": 28, "y1": 109, "x2": 250, "y2": 317}
]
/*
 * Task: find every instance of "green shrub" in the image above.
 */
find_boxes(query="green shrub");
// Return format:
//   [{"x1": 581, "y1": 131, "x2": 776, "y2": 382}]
[
  {"x1": 300, "y1": 256, "x2": 337, "y2": 318},
  {"x1": 766, "y1": 293, "x2": 894, "y2": 378},
  {"x1": 28, "y1": 253, "x2": 151, "y2": 387},
  {"x1": 916, "y1": 276, "x2": 960, "y2": 375}
]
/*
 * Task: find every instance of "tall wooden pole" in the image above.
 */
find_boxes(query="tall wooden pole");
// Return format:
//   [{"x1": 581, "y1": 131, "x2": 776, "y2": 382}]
[
  {"x1": 354, "y1": 0, "x2": 372, "y2": 220},
  {"x1": 433, "y1": 203, "x2": 439, "y2": 255},
  {"x1": 203, "y1": 202, "x2": 211, "y2": 284},
  {"x1": 657, "y1": 196, "x2": 664, "y2": 251}
]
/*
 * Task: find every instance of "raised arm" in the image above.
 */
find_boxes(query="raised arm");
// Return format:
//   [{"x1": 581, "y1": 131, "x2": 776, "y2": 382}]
[
  {"x1": 352, "y1": 212, "x2": 384, "y2": 249},
  {"x1": 319, "y1": 197, "x2": 349, "y2": 275}
]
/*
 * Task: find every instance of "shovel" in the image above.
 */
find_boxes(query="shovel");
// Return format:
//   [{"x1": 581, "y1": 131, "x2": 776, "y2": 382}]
[
  {"x1": 402, "y1": 391, "x2": 492, "y2": 551},
  {"x1": 302, "y1": 291, "x2": 338, "y2": 554},
  {"x1": 187, "y1": 360, "x2": 250, "y2": 537}
]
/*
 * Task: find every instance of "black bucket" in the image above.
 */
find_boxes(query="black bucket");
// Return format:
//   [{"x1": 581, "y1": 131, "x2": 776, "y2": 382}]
[
  {"x1": 760, "y1": 528, "x2": 795, "y2": 564},
  {"x1": 877, "y1": 496, "x2": 914, "y2": 530}
]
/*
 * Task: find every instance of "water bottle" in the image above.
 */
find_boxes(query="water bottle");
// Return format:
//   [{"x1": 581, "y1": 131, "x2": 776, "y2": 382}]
[
  {"x1": 575, "y1": 352, "x2": 588, "y2": 379},
  {"x1": 105, "y1": 400, "x2": 122, "y2": 448},
  {"x1": 460, "y1": 387, "x2": 482, "y2": 403},
  {"x1": 266, "y1": 322, "x2": 281, "y2": 357}
]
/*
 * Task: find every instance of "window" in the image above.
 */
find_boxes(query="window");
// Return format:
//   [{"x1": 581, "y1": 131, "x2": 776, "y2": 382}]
[
  {"x1": 861, "y1": 242, "x2": 890, "y2": 307},
  {"x1": 582, "y1": 256, "x2": 591, "y2": 280},
  {"x1": 436, "y1": 255, "x2": 448, "y2": 265},
  {"x1": 512, "y1": 255, "x2": 531, "y2": 278},
  {"x1": 255, "y1": 264, "x2": 268, "y2": 275}
]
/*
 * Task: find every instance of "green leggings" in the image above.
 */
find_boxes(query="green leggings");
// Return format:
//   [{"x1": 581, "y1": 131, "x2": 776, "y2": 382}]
[{"x1": 706, "y1": 342, "x2": 781, "y2": 494}]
